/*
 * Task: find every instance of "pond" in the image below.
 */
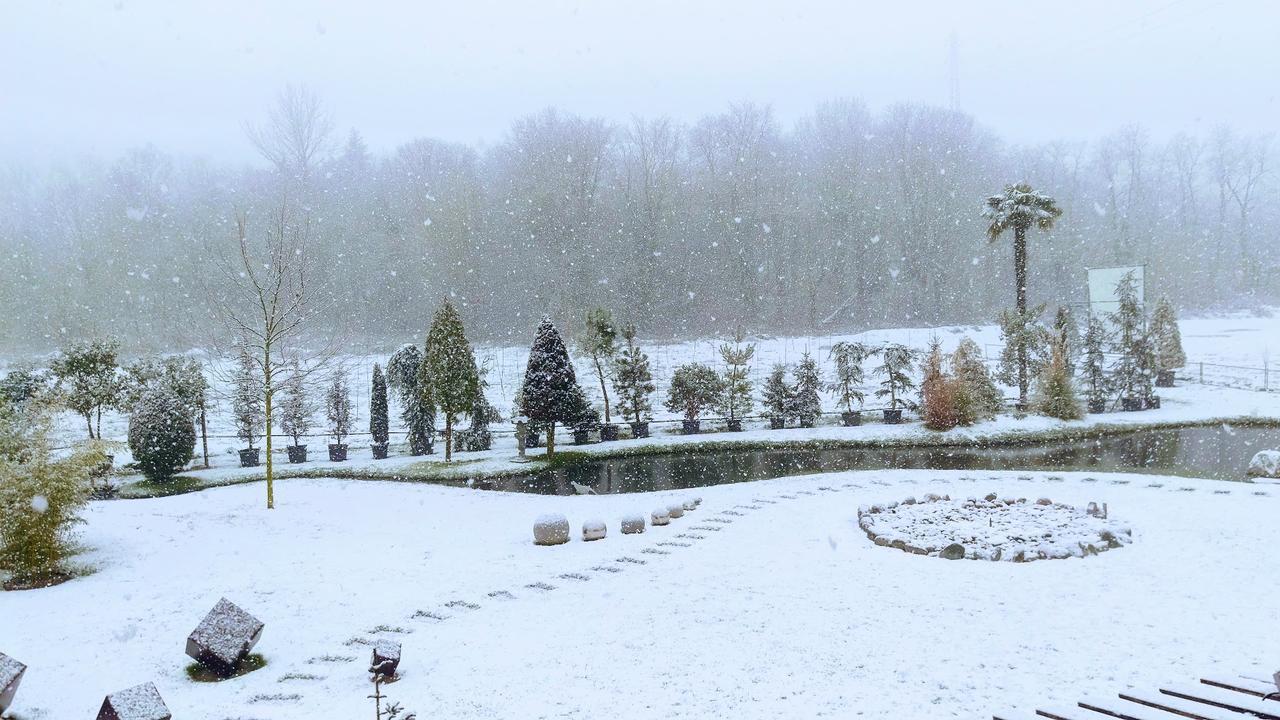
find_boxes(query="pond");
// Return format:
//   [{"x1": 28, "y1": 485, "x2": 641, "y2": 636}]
[{"x1": 483, "y1": 423, "x2": 1280, "y2": 495}]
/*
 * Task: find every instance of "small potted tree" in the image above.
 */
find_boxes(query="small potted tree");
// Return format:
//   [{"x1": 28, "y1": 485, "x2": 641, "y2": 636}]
[
  {"x1": 1081, "y1": 317, "x2": 1109, "y2": 413},
  {"x1": 717, "y1": 329, "x2": 755, "y2": 432},
  {"x1": 572, "y1": 400, "x2": 600, "y2": 446},
  {"x1": 580, "y1": 307, "x2": 620, "y2": 441},
  {"x1": 1150, "y1": 296, "x2": 1185, "y2": 388},
  {"x1": 828, "y1": 341, "x2": 871, "y2": 426},
  {"x1": 790, "y1": 352, "x2": 822, "y2": 428},
  {"x1": 277, "y1": 360, "x2": 315, "y2": 463},
  {"x1": 231, "y1": 347, "x2": 264, "y2": 467},
  {"x1": 370, "y1": 363, "x2": 390, "y2": 459},
  {"x1": 612, "y1": 323, "x2": 655, "y2": 439},
  {"x1": 326, "y1": 371, "x2": 352, "y2": 461},
  {"x1": 762, "y1": 363, "x2": 792, "y2": 429},
  {"x1": 874, "y1": 343, "x2": 916, "y2": 423},
  {"x1": 665, "y1": 363, "x2": 723, "y2": 435}
]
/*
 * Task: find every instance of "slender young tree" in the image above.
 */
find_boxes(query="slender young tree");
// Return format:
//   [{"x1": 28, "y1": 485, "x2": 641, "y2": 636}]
[
  {"x1": 827, "y1": 341, "x2": 871, "y2": 412},
  {"x1": 763, "y1": 363, "x2": 793, "y2": 422},
  {"x1": 420, "y1": 301, "x2": 480, "y2": 462},
  {"x1": 370, "y1": 363, "x2": 389, "y2": 450},
  {"x1": 717, "y1": 328, "x2": 755, "y2": 421},
  {"x1": 919, "y1": 339, "x2": 959, "y2": 430},
  {"x1": 522, "y1": 318, "x2": 585, "y2": 458},
  {"x1": 611, "y1": 323, "x2": 655, "y2": 424},
  {"x1": 232, "y1": 346, "x2": 265, "y2": 452},
  {"x1": 580, "y1": 307, "x2": 618, "y2": 424},
  {"x1": 1035, "y1": 339, "x2": 1083, "y2": 420},
  {"x1": 1108, "y1": 271, "x2": 1152, "y2": 403},
  {"x1": 997, "y1": 304, "x2": 1051, "y2": 406},
  {"x1": 1082, "y1": 315, "x2": 1111, "y2": 411},
  {"x1": 789, "y1": 352, "x2": 822, "y2": 426},
  {"x1": 50, "y1": 338, "x2": 122, "y2": 440},
  {"x1": 325, "y1": 370, "x2": 352, "y2": 448},
  {"x1": 983, "y1": 183, "x2": 1063, "y2": 406},
  {"x1": 874, "y1": 343, "x2": 917, "y2": 411},
  {"x1": 665, "y1": 363, "x2": 724, "y2": 422}
]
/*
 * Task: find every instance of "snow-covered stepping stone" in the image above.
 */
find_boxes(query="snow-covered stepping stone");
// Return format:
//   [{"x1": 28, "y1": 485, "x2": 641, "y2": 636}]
[
  {"x1": 307, "y1": 654, "x2": 355, "y2": 664},
  {"x1": 657, "y1": 541, "x2": 691, "y2": 548},
  {"x1": 558, "y1": 572, "x2": 591, "y2": 581},
  {"x1": 640, "y1": 547, "x2": 670, "y2": 555},
  {"x1": 591, "y1": 565, "x2": 623, "y2": 573},
  {"x1": 96, "y1": 682, "x2": 171, "y2": 720},
  {"x1": 0, "y1": 652, "x2": 26, "y2": 715},
  {"x1": 667, "y1": 503, "x2": 685, "y2": 519},
  {"x1": 720, "y1": 510, "x2": 744, "y2": 516},
  {"x1": 690, "y1": 525, "x2": 722, "y2": 532},
  {"x1": 675, "y1": 533, "x2": 705, "y2": 540},
  {"x1": 248, "y1": 692, "x2": 302, "y2": 704},
  {"x1": 367, "y1": 624, "x2": 408, "y2": 635},
  {"x1": 651, "y1": 508, "x2": 671, "y2": 526},
  {"x1": 276, "y1": 672, "x2": 323, "y2": 682},
  {"x1": 343, "y1": 636, "x2": 374, "y2": 647},
  {"x1": 583, "y1": 520, "x2": 607, "y2": 541},
  {"x1": 533, "y1": 514, "x2": 571, "y2": 546},
  {"x1": 615, "y1": 556, "x2": 646, "y2": 565},
  {"x1": 1146, "y1": 482, "x2": 1164, "y2": 488},
  {"x1": 778, "y1": 494, "x2": 797, "y2": 499},
  {"x1": 621, "y1": 515, "x2": 646, "y2": 534},
  {"x1": 682, "y1": 500, "x2": 698, "y2": 511},
  {"x1": 753, "y1": 498, "x2": 778, "y2": 504},
  {"x1": 487, "y1": 590, "x2": 516, "y2": 600},
  {"x1": 525, "y1": 582, "x2": 556, "y2": 591},
  {"x1": 411, "y1": 610, "x2": 447, "y2": 621},
  {"x1": 444, "y1": 600, "x2": 480, "y2": 610},
  {"x1": 185, "y1": 598, "x2": 264, "y2": 677},
  {"x1": 706, "y1": 517, "x2": 733, "y2": 524},
  {"x1": 371, "y1": 639, "x2": 401, "y2": 679}
]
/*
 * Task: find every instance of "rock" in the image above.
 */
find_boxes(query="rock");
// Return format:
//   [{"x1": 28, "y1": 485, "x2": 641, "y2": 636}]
[
  {"x1": 890, "y1": 538, "x2": 907, "y2": 550},
  {"x1": 96, "y1": 682, "x2": 171, "y2": 720},
  {"x1": 371, "y1": 639, "x2": 401, "y2": 679},
  {"x1": 1086, "y1": 502, "x2": 1107, "y2": 519},
  {"x1": 1035, "y1": 498, "x2": 1052, "y2": 506},
  {"x1": 582, "y1": 520, "x2": 607, "y2": 541},
  {"x1": 902, "y1": 496, "x2": 916, "y2": 505},
  {"x1": 873, "y1": 535, "x2": 891, "y2": 547},
  {"x1": 693, "y1": 497, "x2": 703, "y2": 506},
  {"x1": 0, "y1": 652, "x2": 25, "y2": 714},
  {"x1": 984, "y1": 492, "x2": 998, "y2": 502},
  {"x1": 185, "y1": 598, "x2": 264, "y2": 676},
  {"x1": 667, "y1": 503, "x2": 684, "y2": 519},
  {"x1": 682, "y1": 500, "x2": 697, "y2": 511},
  {"x1": 533, "y1": 514, "x2": 571, "y2": 546},
  {"x1": 923, "y1": 493, "x2": 942, "y2": 503},
  {"x1": 651, "y1": 508, "x2": 670, "y2": 526},
  {"x1": 941, "y1": 543, "x2": 966, "y2": 560},
  {"x1": 620, "y1": 515, "x2": 646, "y2": 534},
  {"x1": 1247, "y1": 450, "x2": 1280, "y2": 478}
]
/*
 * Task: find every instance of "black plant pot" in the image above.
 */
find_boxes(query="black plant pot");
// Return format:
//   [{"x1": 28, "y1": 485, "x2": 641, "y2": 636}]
[
  {"x1": 726, "y1": 418, "x2": 743, "y2": 432},
  {"x1": 629, "y1": 421, "x2": 649, "y2": 439},
  {"x1": 882, "y1": 409, "x2": 903, "y2": 424},
  {"x1": 328, "y1": 443, "x2": 348, "y2": 462},
  {"x1": 841, "y1": 411, "x2": 862, "y2": 427},
  {"x1": 1120, "y1": 397, "x2": 1143, "y2": 412},
  {"x1": 799, "y1": 417, "x2": 815, "y2": 429},
  {"x1": 600, "y1": 424, "x2": 619, "y2": 442},
  {"x1": 1088, "y1": 399, "x2": 1107, "y2": 414},
  {"x1": 769, "y1": 417, "x2": 786, "y2": 430},
  {"x1": 239, "y1": 448, "x2": 260, "y2": 468},
  {"x1": 1156, "y1": 369, "x2": 1175, "y2": 388},
  {"x1": 286, "y1": 445, "x2": 308, "y2": 464},
  {"x1": 371, "y1": 442, "x2": 389, "y2": 460},
  {"x1": 682, "y1": 419, "x2": 701, "y2": 435},
  {"x1": 573, "y1": 427, "x2": 592, "y2": 445},
  {"x1": 1144, "y1": 395, "x2": 1161, "y2": 410}
]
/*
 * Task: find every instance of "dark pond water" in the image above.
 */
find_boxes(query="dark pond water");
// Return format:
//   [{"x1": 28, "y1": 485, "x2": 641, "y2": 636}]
[{"x1": 483, "y1": 423, "x2": 1280, "y2": 495}]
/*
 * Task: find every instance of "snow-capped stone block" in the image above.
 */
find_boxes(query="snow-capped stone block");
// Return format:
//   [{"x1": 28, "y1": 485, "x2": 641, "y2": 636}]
[
  {"x1": 533, "y1": 514, "x2": 570, "y2": 546},
  {"x1": 1248, "y1": 450, "x2": 1280, "y2": 479},
  {"x1": 666, "y1": 503, "x2": 684, "y2": 518},
  {"x1": 96, "y1": 682, "x2": 171, "y2": 720},
  {"x1": 621, "y1": 515, "x2": 646, "y2": 534},
  {"x1": 0, "y1": 652, "x2": 25, "y2": 714},
  {"x1": 371, "y1": 639, "x2": 401, "y2": 679},
  {"x1": 651, "y1": 508, "x2": 670, "y2": 526},
  {"x1": 582, "y1": 520, "x2": 607, "y2": 541},
  {"x1": 185, "y1": 598, "x2": 265, "y2": 675}
]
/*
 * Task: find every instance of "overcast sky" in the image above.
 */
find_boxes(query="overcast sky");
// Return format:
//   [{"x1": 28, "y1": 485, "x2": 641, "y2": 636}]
[{"x1": 2, "y1": 0, "x2": 1277, "y2": 166}]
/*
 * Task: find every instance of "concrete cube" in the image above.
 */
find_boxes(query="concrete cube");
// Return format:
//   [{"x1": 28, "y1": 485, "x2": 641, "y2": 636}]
[
  {"x1": 96, "y1": 682, "x2": 170, "y2": 720},
  {"x1": 186, "y1": 598, "x2": 264, "y2": 676},
  {"x1": 0, "y1": 652, "x2": 25, "y2": 714}
]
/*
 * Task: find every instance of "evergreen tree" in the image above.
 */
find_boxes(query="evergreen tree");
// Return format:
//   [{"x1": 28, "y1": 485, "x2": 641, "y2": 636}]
[
  {"x1": 919, "y1": 339, "x2": 959, "y2": 430},
  {"x1": 459, "y1": 361, "x2": 500, "y2": 452},
  {"x1": 387, "y1": 345, "x2": 435, "y2": 455},
  {"x1": 127, "y1": 381, "x2": 196, "y2": 482},
  {"x1": 950, "y1": 337, "x2": 1003, "y2": 422},
  {"x1": 997, "y1": 304, "x2": 1051, "y2": 406},
  {"x1": 580, "y1": 307, "x2": 618, "y2": 424},
  {"x1": 277, "y1": 359, "x2": 315, "y2": 448},
  {"x1": 1150, "y1": 296, "x2": 1186, "y2": 376},
  {"x1": 50, "y1": 338, "x2": 122, "y2": 439},
  {"x1": 0, "y1": 366, "x2": 46, "y2": 410},
  {"x1": 1053, "y1": 305, "x2": 1081, "y2": 376},
  {"x1": 717, "y1": 328, "x2": 755, "y2": 420},
  {"x1": 1035, "y1": 339, "x2": 1083, "y2": 420},
  {"x1": 665, "y1": 363, "x2": 724, "y2": 421},
  {"x1": 1082, "y1": 315, "x2": 1111, "y2": 411},
  {"x1": 827, "y1": 341, "x2": 871, "y2": 411},
  {"x1": 120, "y1": 356, "x2": 210, "y2": 467},
  {"x1": 325, "y1": 370, "x2": 352, "y2": 446},
  {"x1": 231, "y1": 346, "x2": 265, "y2": 450},
  {"x1": 421, "y1": 301, "x2": 480, "y2": 462},
  {"x1": 762, "y1": 363, "x2": 793, "y2": 420},
  {"x1": 1108, "y1": 271, "x2": 1153, "y2": 402},
  {"x1": 874, "y1": 343, "x2": 917, "y2": 411},
  {"x1": 370, "y1": 363, "x2": 389, "y2": 447},
  {"x1": 611, "y1": 323, "x2": 655, "y2": 424},
  {"x1": 522, "y1": 318, "x2": 584, "y2": 458},
  {"x1": 788, "y1": 352, "x2": 822, "y2": 426}
]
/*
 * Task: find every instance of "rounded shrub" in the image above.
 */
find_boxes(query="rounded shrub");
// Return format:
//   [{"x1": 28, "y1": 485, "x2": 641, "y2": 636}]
[{"x1": 128, "y1": 383, "x2": 196, "y2": 482}]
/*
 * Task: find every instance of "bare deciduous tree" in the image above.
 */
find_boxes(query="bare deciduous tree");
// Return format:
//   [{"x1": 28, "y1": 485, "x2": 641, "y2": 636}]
[{"x1": 245, "y1": 84, "x2": 334, "y2": 181}]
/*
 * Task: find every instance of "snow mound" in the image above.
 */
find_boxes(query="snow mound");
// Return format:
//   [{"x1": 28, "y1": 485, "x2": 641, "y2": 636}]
[{"x1": 857, "y1": 494, "x2": 1133, "y2": 562}]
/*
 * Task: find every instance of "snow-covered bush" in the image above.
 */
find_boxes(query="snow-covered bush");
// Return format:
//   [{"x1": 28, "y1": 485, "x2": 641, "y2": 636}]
[
  {"x1": 1108, "y1": 271, "x2": 1155, "y2": 403},
  {"x1": 579, "y1": 307, "x2": 618, "y2": 424},
  {"x1": 127, "y1": 382, "x2": 196, "y2": 482},
  {"x1": 0, "y1": 365, "x2": 48, "y2": 410},
  {"x1": 920, "y1": 340, "x2": 960, "y2": 431},
  {"x1": 1082, "y1": 316, "x2": 1111, "y2": 410},
  {"x1": 1034, "y1": 341, "x2": 1083, "y2": 420},
  {"x1": 665, "y1": 363, "x2": 724, "y2": 422},
  {"x1": 950, "y1": 337, "x2": 1002, "y2": 423},
  {"x1": 996, "y1": 305, "x2": 1051, "y2": 406}
]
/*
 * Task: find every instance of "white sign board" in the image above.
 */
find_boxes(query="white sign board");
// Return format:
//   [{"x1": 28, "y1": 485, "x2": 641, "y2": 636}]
[{"x1": 1087, "y1": 265, "x2": 1144, "y2": 317}]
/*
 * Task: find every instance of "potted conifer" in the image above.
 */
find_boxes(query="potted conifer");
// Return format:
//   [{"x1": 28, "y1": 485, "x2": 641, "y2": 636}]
[
  {"x1": 278, "y1": 359, "x2": 314, "y2": 463},
  {"x1": 612, "y1": 323, "x2": 655, "y2": 439},
  {"x1": 874, "y1": 343, "x2": 917, "y2": 424},
  {"x1": 326, "y1": 371, "x2": 352, "y2": 461},
  {"x1": 580, "y1": 307, "x2": 620, "y2": 441},
  {"x1": 718, "y1": 329, "x2": 755, "y2": 432},
  {"x1": 790, "y1": 352, "x2": 822, "y2": 428},
  {"x1": 1082, "y1": 316, "x2": 1110, "y2": 413},
  {"x1": 829, "y1": 341, "x2": 871, "y2": 426},
  {"x1": 370, "y1": 363, "x2": 390, "y2": 459},
  {"x1": 1150, "y1": 297, "x2": 1185, "y2": 388},
  {"x1": 763, "y1": 363, "x2": 792, "y2": 429},
  {"x1": 666, "y1": 363, "x2": 723, "y2": 435},
  {"x1": 231, "y1": 347, "x2": 264, "y2": 467}
]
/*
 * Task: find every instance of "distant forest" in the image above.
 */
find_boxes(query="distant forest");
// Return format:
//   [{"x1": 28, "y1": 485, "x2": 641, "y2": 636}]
[{"x1": 1, "y1": 87, "x2": 1275, "y2": 354}]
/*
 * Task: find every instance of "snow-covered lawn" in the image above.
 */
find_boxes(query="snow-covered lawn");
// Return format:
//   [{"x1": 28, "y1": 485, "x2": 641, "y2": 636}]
[{"x1": 2, "y1": 469, "x2": 1278, "y2": 719}]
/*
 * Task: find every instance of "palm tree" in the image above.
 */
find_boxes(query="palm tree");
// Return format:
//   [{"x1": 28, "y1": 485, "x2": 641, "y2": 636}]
[{"x1": 983, "y1": 183, "x2": 1062, "y2": 406}]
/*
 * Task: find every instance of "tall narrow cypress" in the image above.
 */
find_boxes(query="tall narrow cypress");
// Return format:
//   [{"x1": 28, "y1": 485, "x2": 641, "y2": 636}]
[{"x1": 370, "y1": 363, "x2": 389, "y2": 449}]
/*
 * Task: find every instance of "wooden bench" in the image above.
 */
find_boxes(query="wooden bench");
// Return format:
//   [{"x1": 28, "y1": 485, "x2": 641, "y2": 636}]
[{"x1": 995, "y1": 670, "x2": 1280, "y2": 720}]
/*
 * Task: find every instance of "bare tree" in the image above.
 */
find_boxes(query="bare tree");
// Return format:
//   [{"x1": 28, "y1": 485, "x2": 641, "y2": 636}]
[{"x1": 245, "y1": 84, "x2": 334, "y2": 181}]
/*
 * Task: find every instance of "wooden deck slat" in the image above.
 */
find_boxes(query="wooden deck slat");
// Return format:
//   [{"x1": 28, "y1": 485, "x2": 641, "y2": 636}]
[
  {"x1": 1120, "y1": 691, "x2": 1255, "y2": 720},
  {"x1": 1201, "y1": 676, "x2": 1280, "y2": 699},
  {"x1": 1161, "y1": 683, "x2": 1280, "y2": 719},
  {"x1": 1078, "y1": 696, "x2": 1189, "y2": 720}
]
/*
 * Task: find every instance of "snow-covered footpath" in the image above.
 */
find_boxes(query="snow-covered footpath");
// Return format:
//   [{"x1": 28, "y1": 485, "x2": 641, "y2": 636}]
[{"x1": 2, "y1": 469, "x2": 1278, "y2": 719}]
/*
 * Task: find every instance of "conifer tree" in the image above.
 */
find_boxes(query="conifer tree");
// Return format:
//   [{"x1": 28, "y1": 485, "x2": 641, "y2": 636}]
[
  {"x1": 1082, "y1": 315, "x2": 1111, "y2": 411},
  {"x1": 232, "y1": 346, "x2": 265, "y2": 451},
  {"x1": 370, "y1": 363, "x2": 389, "y2": 448},
  {"x1": 522, "y1": 318, "x2": 584, "y2": 458},
  {"x1": 827, "y1": 341, "x2": 871, "y2": 412},
  {"x1": 1150, "y1": 296, "x2": 1186, "y2": 383},
  {"x1": 580, "y1": 307, "x2": 618, "y2": 424},
  {"x1": 387, "y1": 345, "x2": 435, "y2": 455},
  {"x1": 919, "y1": 339, "x2": 959, "y2": 430},
  {"x1": 763, "y1": 363, "x2": 793, "y2": 421},
  {"x1": 665, "y1": 363, "x2": 724, "y2": 421},
  {"x1": 1108, "y1": 272, "x2": 1152, "y2": 403},
  {"x1": 997, "y1": 305, "x2": 1051, "y2": 407},
  {"x1": 127, "y1": 381, "x2": 196, "y2": 482},
  {"x1": 950, "y1": 337, "x2": 1002, "y2": 422},
  {"x1": 325, "y1": 371, "x2": 352, "y2": 447},
  {"x1": 717, "y1": 328, "x2": 755, "y2": 421},
  {"x1": 789, "y1": 352, "x2": 822, "y2": 426},
  {"x1": 421, "y1": 300, "x2": 480, "y2": 462},
  {"x1": 612, "y1": 323, "x2": 655, "y2": 424},
  {"x1": 875, "y1": 343, "x2": 917, "y2": 412},
  {"x1": 1035, "y1": 339, "x2": 1083, "y2": 420},
  {"x1": 277, "y1": 359, "x2": 316, "y2": 448}
]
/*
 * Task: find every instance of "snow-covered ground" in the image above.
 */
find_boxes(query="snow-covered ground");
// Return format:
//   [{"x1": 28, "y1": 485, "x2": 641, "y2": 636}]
[{"x1": 2, "y1": 469, "x2": 1277, "y2": 719}]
